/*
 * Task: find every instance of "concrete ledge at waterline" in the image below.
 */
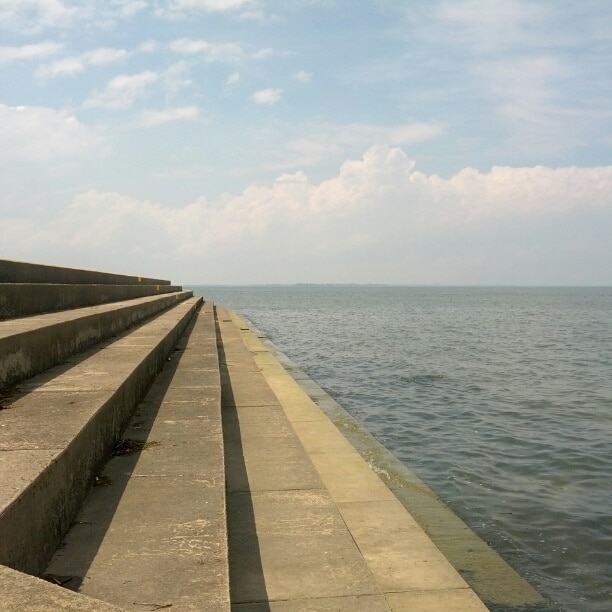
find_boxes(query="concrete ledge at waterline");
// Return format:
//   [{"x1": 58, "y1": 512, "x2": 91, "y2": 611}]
[
  {"x1": 0, "y1": 564, "x2": 126, "y2": 611},
  {"x1": 0, "y1": 291, "x2": 193, "y2": 393},
  {"x1": 0, "y1": 297, "x2": 202, "y2": 576},
  {"x1": 233, "y1": 311, "x2": 549, "y2": 611},
  {"x1": 0, "y1": 283, "x2": 184, "y2": 320},
  {"x1": 0, "y1": 259, "x2": 170, "y2": 286}
]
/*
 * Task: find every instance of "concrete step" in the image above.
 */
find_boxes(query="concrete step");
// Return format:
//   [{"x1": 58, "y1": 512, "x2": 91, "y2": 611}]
[
  {"x1": 0, "y1": 296, "x2": 201, "y2": 577},
  {"x1": 44, "y1": 301, "x2": 229, "y2": 611},
  {"x1": 0, "y1": 259, "x2": 170, "y2": 286},
  {"x1": 0, "y1": 283, "x2": 184, "y2": 320},
  {"x1": 0, "y1": 291, "x2": 193, "y2": 393},
  {"x1": 0, "y1": 565, "x2": 126, "y2": 611}
]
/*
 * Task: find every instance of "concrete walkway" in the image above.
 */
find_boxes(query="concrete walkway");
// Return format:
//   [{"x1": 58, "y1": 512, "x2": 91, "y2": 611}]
[{"x1": 217, "y1": 307, "x2": 488, "y2": 611}]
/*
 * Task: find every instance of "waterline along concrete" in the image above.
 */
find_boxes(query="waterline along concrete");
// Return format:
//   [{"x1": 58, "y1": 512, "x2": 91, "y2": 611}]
[{"x1": 0, "y1": 260, "x2": 551, "y2": 611}]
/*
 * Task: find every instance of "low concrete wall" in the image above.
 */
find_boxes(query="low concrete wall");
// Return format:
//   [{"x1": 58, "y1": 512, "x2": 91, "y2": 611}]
[
  {"x1": 0, "y1": 259, "x2": 170, "y2": 286},
  {"x1": 0, "y1": 283, "x2": 184, "y2": 320},
  {"x1": 242, "y1": 314, "x2": 549, "y2": 611}
]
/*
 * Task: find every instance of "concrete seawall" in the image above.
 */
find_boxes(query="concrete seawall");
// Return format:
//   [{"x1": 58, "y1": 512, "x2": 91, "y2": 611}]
[
  {"x1": 0, "y1": 259, "x2": 170, "y2": 285},
  {"x1": 237, "y1": 314, "x2": 550, "y2": 611},
  {"x1": 0, "y1": 260, "x2": 551, "y2": 610}
]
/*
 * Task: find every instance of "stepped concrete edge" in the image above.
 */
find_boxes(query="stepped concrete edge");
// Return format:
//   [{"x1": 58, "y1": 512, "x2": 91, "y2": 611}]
[
  {"x1": 0, "y1": 259, "x2": 170, "y2": 286},
  {"x1": 0, "y1": 565, "x2": 127, "y2": 611},
  {"x1": 0, "y1": 283, "x2": 184, "y2": 320},
  {"x1": 43, "y1": 302, "x2": 229, "y2": 611},
  {"x1": 0, "y1": 291, "x2": 193, "y2": 393},
  {"x1": 0, "y1": 298, "x2": 202, "y2": 576}
]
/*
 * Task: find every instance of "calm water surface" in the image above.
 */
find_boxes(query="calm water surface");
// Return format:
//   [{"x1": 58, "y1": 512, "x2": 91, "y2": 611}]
[{"x1": 189, "y1": 286, "x2": 611, "y2": 612}]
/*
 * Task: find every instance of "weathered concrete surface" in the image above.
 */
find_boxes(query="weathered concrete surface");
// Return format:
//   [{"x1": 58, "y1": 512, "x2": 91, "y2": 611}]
[
  {"x1": 0, "y1": 297, "x2": 201, "y2": 576},
  {"x1": 0, "y1": 290, "x2": 192, "y2": 392},
  {"x1": 238, "y1": 314, "x2": 550, "y2": 611},
  {"x1": 0, "y1": 565, "x2": 126, "y2": 611},
  {"x1": 218, "y1": 307, "x2": 489, "y2": 611},
  {"x1": 44, "y1": 302, "x2": 229, "y2": 611},
  {"x1": 0, "y1": 259, "x2": 170, "y2": 285},
  {"x1": 0, "y1": 283, "x2": 184, "y2": 320}
]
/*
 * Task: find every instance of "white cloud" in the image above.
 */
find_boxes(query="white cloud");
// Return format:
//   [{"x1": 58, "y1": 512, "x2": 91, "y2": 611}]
[
  {"x1": 237, "y1": 9, "x2": 282, "y2": 24},
  {"x1": 85, "y1": 47, "x2": 129, "y2": 66},
  {"x1": 86, "y1": 0, "x2": 150, "y2": 28},
  {"x1": 162, "y1": 61, "x2": 193, "y2": 96},
  {"x1": 479, "y1": 55, "x2": 570, "y2": 126},
  {"x1": 138, "y1": 40, "x2": 157, "y2": 53},
  {"x1": 0, "y1": 42, "x2": 64, "y2": 63},
  {"x1": 169, "y1": 38, "x2": 244, "y2": 62},
  {"x1": 0, "y1": 104, "x2": 103, "y2": 161},
  {"x1": 2, "y1": 147, "x2": 610, "y2": 284},
  {"x1": 156, "y1": 0, "x2": 255, "y2": 20},
  {"x1": 37, "y1": 47, "x2": 128, "y2": 78},
  {"x1": 169, "y1": 38, "x2": 205, "y2": 54},
  {"x1": 226, "y1": 71, "x2": 240, "y2": 85},
  {"x1": 172, "y1": 0, "x2": 252, "y2": 9},
  {"x1": 84, "y1": 70, "x2": 158, "y2": 109},
  {"x1": 252, "y1": 88, "x2": 282, "y2": 104},
  {"x1": 251, "y1": 47, "x2": 273, "y2": 60},
  {"x1": 293, "y1": 69, "x2": 312, "y2": 83},
  {"x1": 111, "y1": 0, "x2": 148, "y2": 18},
  {"x1": 0, "y1": 0, "x2": 83, "y2": 33},
  {"x1": 37, "y1": 56, "x2": 84, "y2": 78},
  {"x1": 140, "y1": 106, "x2": 200, "y2": 125},
  {"x1": 284, "y1": 121, "x2": 443, "y2": 167},
  {"x1": 434, "y1": 0, "x2": 547, "y2": 53}
]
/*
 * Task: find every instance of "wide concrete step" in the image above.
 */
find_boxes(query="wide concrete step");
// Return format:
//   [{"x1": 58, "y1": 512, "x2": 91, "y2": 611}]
[
  {"x1": 0, "y1": 259, "x2": 170, "y2": 286},
  {"x1": 0, "y1": 296, "x2": 201, "y2": 577},
  {"x1": 44, "y1": 301, "x2": 229, "y2": 611},
  {"x1": 0, "y1": 565, "x2": 125, "y2": 611},
  {"x1": 0, "y1": 291, "x2": 193, "y2": 393},
  {"x1": 0, "y1": 283, "x2": 184, "y2": 320}
]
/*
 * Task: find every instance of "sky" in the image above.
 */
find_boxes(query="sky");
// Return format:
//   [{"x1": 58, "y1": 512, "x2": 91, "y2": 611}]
[{"x1": 0, "y1": 0, "x2": 610, "y2": 285}]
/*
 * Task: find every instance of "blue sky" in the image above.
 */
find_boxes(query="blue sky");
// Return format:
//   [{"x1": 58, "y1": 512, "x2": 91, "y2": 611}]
[{"x1": 0, "y1": 0, "x2": 610, "y2": 284}]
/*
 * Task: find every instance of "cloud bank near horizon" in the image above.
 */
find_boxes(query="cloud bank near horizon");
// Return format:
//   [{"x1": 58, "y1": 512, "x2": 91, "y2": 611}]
[{"x1": 2, "y1": 146, "x2": 610, "y2": 285}]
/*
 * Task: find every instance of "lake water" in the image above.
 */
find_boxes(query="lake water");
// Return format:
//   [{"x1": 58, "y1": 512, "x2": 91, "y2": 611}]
[{"x1": 189, "y1": 285, "x2": 611, "y2": 612}]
